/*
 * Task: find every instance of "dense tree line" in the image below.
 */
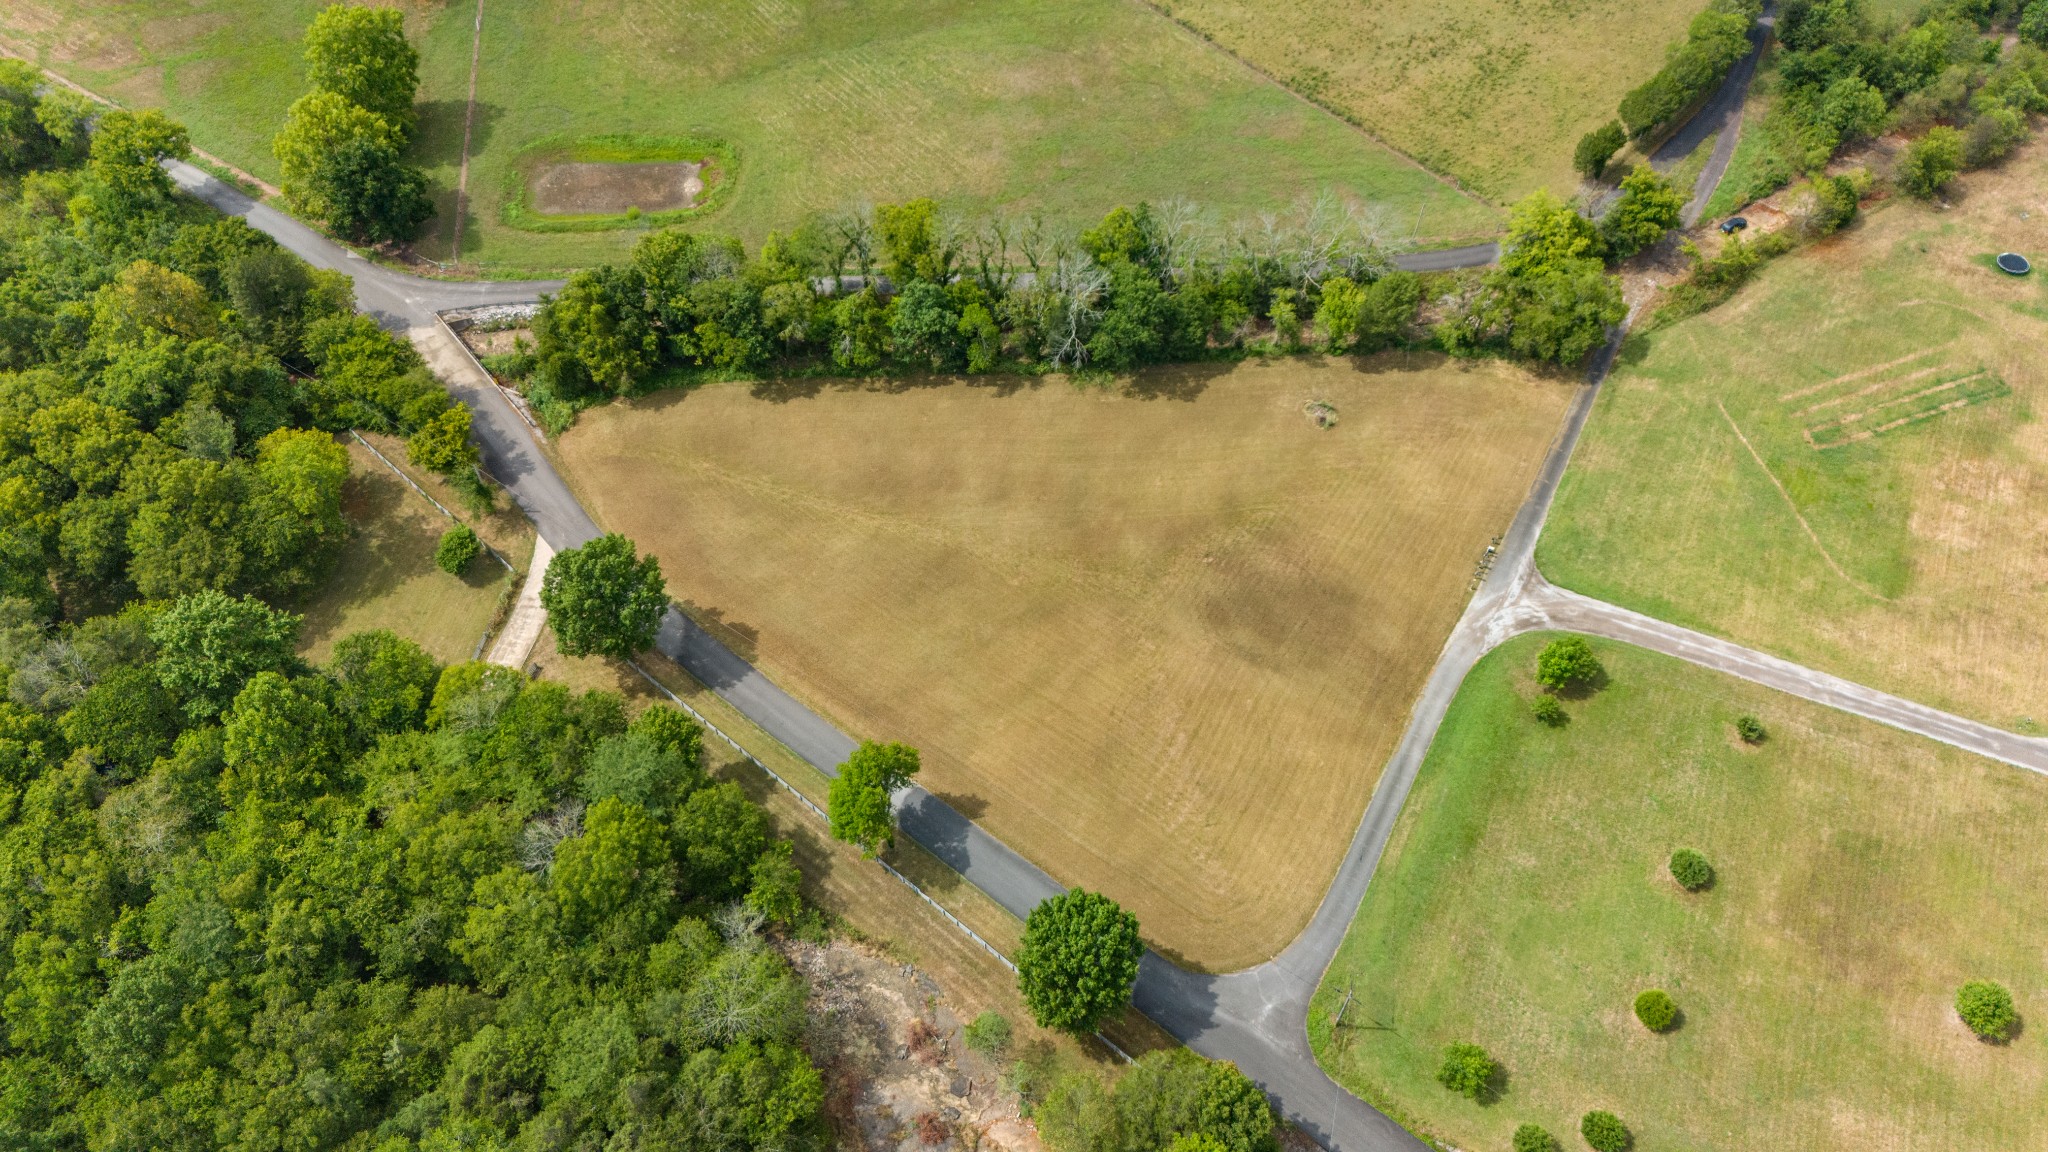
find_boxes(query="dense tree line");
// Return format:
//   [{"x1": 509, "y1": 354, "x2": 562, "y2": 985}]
[
  {"x1": 515, "y1": 195, "x2": 1636, "y2": 430},
  {"x1": 1739, "y1": 0, "x2": 2048, "y2": 201},
  {"x1": 1, "y1": 84, "x2": 828, "y2": 1152},
  {"x1": 273, "y1": 5, "x2": 433, "y2": 246},
  {"x1": 1616, "y1": 0, "x2": 1764, "y2": 145},
  {"x1": 0, "y1": 94, "x2": 468, "y2": 618},
  {"x1": 0, "y1": 589, "x2": 818, "y2": 1150}
]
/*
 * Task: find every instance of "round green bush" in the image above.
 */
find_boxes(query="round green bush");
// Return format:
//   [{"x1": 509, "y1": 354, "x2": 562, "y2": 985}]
[
  {"x1": 963, "y1": 1010, "x2": 1012, "y2": 1058},
  {"x1": 1434, "y1": 1041, "x2": 1497, "y2": 1100},
  {"x1": 1512, "y1": 1122, "x2": 1560, "y2": 1152},
  {"x1": 1956, "y1": 980, "x2": 2017, "y2": 1041},
  {"x1": 1633, "y1": 989, "x2": 1678, "y2": 1032},
  {"x1": 1668, "y1": 848, "x2": 1714, "y2": 892},
  {"x1": 1734, "y1": 714, "x2": 1766, "y2": 743},
  {"x1": 1530, "y1": 694, "x2": 1568, "y2": 727},
  {"x1": 1535, "y1": 636, "x2": 1603, "y2": 690},
  {"x1": 435, "y1": 523, "x2": 483, "y2": 575},
  {"x1": 1580, "y1": 1110, "x2": 1631, "y2": 1152}
]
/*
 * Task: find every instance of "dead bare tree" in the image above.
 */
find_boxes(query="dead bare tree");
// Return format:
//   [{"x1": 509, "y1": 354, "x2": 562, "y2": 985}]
[{"x1": 1039, "y1": 252, "x2": 1108, "y2": 369}]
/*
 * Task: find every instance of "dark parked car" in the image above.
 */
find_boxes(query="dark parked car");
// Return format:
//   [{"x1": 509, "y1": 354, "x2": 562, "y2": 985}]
[{"x1": 1719, "y1": 216, "x2": 1748, "y2": 234}]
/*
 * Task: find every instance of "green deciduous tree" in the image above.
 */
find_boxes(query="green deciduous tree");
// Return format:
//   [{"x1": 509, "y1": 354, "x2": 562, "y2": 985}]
[
  {"x1": 1501, "y1": 191, "x2": 1605, "y2": 276},
  {"x1": 1574, "y1": 120, "x2": 1626, "y2": 180},
  {"x1": 313, "y1": 134, "x2": 434, "y2": 244},
  {"x1": 1513, "y1": 1123, "x2": 1561, "y2": 1152},
  {"x1": 827, "y1": 739, "x2": 920, "y2": 857},
  {"x1": 552, "y1": 794, "x2": 675, "y2": 940},
  {"x1": 539, "y1": 532, "x2": 668, "y2": 659},
  {"x1": 1601, "y1": 166, "x2": 1684, "y2": 260},
  {"x1": 1016, "y1": 888, "x2": 1144, "y2": 1033},
  {"x1": 273, "y1": 90, "x2": 399, "y2": 220},
  {"x1": 302, "y1": 3, "x2": 420, "y2": 141},
  {"x1": 2023, "y1": 0, "x2": 2048, "y2": 47},
  {"x1": 1899, "y1": 126, "x2": 1964, "y2": 198},
  {"x1": 876, "y1": 198, "x2": 952, "y2": 285},
  {"x1": 86, "y1": 109, "x2": 190, "y2": 210},
  {"x1": 326, "y1": 628, "x2": 438, "y2": 740},
  {"x1": 406, "y1": 404, "x2": 479, "y2": 477},
  {"x1": 533, "y1": 268, "x2": 660, "y2": 395},
  {"x1": 1535, "y1": 635, "x2": 1603, "y2": 690},
  {"x1": 147, "y1": 589, "x2": 301, "y2": 719},
  {"x1": 1434, "y1": 1041, "x2": 1498, "y2": 1100}
]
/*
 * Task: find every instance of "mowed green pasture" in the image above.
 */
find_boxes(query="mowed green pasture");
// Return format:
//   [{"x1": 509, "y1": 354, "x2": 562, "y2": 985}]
[
  {"x1": 1149, "y1": 0, "x2": 1703, "y2": 201},
  {"x1": 1, "y1": 0, "x2": 1496, "y2": 275},
  {"x1": 1539, "y1": 141, "x2": 2048, "y2": 732},
  {"x1": 1310, "y1": 635, "x2": 2048, "y2": 1151}
]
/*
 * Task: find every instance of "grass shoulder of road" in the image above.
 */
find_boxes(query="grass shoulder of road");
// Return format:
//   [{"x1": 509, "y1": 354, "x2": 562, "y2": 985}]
[
  {"x1": 1144, "y1": 0, "x2": 1703, "y2": 203},
  {"x1": 551, "y1": 355, "x2": 1574, "y2": 970},
  {"x1": 1309, "y1": 633, "x2": 2048, "y2": 1151},
  {"x1": 1, "y1": 0, "x2": 1497, "y2": 277},
  {"x1": 298, "y1": 433, "x2": 533, "y2": 664},
  {"x1": 530, "y1": 631, "x2": 1176, "y2": 1067},
  {"x1": 1539, "y1": 137, "x2": 2048, "y2": 734}
]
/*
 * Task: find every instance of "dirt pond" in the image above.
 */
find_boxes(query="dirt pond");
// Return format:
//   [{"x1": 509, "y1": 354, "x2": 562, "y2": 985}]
[{"x1": 530, "y1": 160, "x2": 704, "y2": 215}]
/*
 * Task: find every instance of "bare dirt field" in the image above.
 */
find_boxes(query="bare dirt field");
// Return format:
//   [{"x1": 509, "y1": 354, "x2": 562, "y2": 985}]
[
  {"x1": 530, "y1": 160, "x2": 704, "y2": 215},
  {"x1": 554, "y1": 357, "x2": 1574, "y2": 969}
]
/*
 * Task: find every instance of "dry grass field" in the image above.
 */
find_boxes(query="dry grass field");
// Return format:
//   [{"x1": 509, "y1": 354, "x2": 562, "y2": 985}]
[
  {"x1": 298, "y1": 436, "x2": 530, "y2": 665},
  {"x1": 1311, "y1": 636, "x2": 2048, "y2": 1151},
  {"x1": 1148, "y1": 0, "x2": 1703, "y2": 201},
  {"x1": 1541, "y1": 140, "x2": 2048, "y2": 733},
  {"x1": 553, "y1": 357, "x2": 1574, "y2": 969}
]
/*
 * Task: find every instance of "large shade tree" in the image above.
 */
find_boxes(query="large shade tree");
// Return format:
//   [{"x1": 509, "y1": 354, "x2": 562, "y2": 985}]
[{"x1": 539, "y1": 532, "x2": 669, "y2": 659}]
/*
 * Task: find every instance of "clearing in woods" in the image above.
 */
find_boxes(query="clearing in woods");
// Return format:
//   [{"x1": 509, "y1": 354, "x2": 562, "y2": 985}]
[
  {"x1": 1539, "y1": 139, "x2": 2048, "y2": 735},
  {"x1": 552, "y1": 356, "x2": 1574, "y2": 970},
  {"x1": 1144, "y1": 0, "x2": 1706, "y2": 202},
  {"x1": 1309, "y1": 635, "x2": 2048, "y2": 1151},
  {"x1": 297, "y1": 435, "x2": 530, "y2": 665},
  {"x1": 0, "y1": 0, "x2": 1496, "y2": 275}
]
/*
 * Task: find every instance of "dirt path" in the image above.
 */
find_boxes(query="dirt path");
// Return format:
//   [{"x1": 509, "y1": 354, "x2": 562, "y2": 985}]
[{"x1": 450, "y1": 0, "x2": 487, "y2": 263}]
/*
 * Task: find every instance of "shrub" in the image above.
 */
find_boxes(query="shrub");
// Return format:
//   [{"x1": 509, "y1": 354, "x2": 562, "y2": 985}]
[
  {"x1": 964, "y1": 1011, "x2": 1012, "y2": 1059},
  {"x1": 1535, "y1": 636, "x2": 1602, "y2": 690},
  {"x1": 1898, "y1": 127, "x2": 1963, "y2": 199},
  {"x1": 1574, "y1": 121, "x2": 1626, "y2": 180},
  {"x1": 1633, "y1": 989, "x2": 1679, "y2": 1032},
  {"x1": 1963, "y1": 106, "x2": 2028, "y2": 169},
  {"x1": 435, "y1": 523, "x2": 482, "y2": 575},
  {"x1": 1513, "y1": 1124, "x2": 1561, "y2": 1152},
  {"x1": 1531, "y1": 694, "x2": 1568, "y2": 727},
  {"x1": 1734, "y1": 714, "x2": 1766, "y2": 743},
  {"x1": 1433, "y1": 1042, "x2": 1497, "y2": 1100},
  {"x1": 1956, "y1": 980, "x2": 2017, "y2": 1040},
  {"x1": 1669, "y1": 848, "x2": 1715, "y2": 892},
  {"x1": 1580, "y1": 1110, "x2": 1632, "y2": 1152}
]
